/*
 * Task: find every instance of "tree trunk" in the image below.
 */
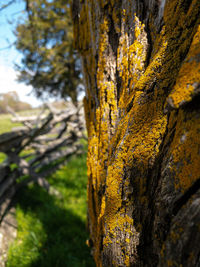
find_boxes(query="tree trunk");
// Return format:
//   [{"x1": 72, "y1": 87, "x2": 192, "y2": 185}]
[{"x1": 72, "y1": 1, "x2": 200, "y2": 266}]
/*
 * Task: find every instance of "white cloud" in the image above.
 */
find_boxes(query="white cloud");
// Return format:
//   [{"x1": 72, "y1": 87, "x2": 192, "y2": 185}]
[{"x1": 0, "y1": 63, "x2": 43, "y2": 107}]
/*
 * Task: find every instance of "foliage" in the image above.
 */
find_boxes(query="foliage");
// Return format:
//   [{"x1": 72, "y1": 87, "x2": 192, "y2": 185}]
[
  {"x1": 0, "y1": 91, "x2": 32, "y2": 114},
  {"x1": 15, "y1": 0, "x2": 82, "y2": 103},
  {"x1": 6, "y1": 153, "x2": 95, "y2": 267},
  {"x1": 0, "y1": 0, "x2": 18, "y2": 12}
]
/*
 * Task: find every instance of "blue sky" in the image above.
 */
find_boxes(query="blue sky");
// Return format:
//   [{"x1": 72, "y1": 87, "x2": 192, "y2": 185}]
[{"x1": 0, "y1": 1, "x2": 44, "y2": 107}]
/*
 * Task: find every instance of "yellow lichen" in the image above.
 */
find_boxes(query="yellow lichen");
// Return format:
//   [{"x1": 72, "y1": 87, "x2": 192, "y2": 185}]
[
  {"x1": 167, "y1": 25, "x2": 200, "y2": 108},
  {"x1": 168, "y1": 109, "x2": 200, "y2": 192},
  {"x1": 167, "y1": 260, "x2": 174, "y2": 267},
  {"x1": 117, "y1": 15, "x2": 148, "y2": 110},
  {"x1": 73, "y1": 1, "x2": 200, "y2": 266}
]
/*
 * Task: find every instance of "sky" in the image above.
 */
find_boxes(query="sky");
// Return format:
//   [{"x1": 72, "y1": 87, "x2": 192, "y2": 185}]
[{"x1": 0, "y1": 1, "x2": 45, "y2": 107}]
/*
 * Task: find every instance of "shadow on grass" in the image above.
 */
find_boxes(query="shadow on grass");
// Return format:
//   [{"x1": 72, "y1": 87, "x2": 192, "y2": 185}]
[
  {"x1": 7, "y1": 154, "x2": 95, "y2": 267},
  {"x1": 9, "y1": 186, "x2": 95, "y2": 267}
]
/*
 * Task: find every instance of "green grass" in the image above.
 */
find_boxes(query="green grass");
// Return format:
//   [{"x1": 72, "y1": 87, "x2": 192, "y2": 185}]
[
  {"x1": 0, "y1": 109, "x2": 47, "y2": 135},
  {"x1": 0, "y1": 110, "x2": 94, "y2": 266},
  {"x1": 0, "y1": 114, "x2": 22, "y2": 134},
  {"x1": 0, "y1": 114, "x2": 14, "y2": 163},
  {"x1": 0, "y1": 110, "x2": 46, "y2": 163},
  {"x1": 0, "y1": 152, "x2": 7, "y2": 163},
  {"x1": 6, "y1": 153, "x2": 95, "y2": 267}
]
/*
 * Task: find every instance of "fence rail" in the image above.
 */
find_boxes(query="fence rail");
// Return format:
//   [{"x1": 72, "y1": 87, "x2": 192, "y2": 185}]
[{"x1": 0, "y1": 103, "x2": 86, "y2": 221}]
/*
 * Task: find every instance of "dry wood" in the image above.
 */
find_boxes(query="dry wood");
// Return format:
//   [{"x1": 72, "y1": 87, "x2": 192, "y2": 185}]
[{"x1": 0, "y1": 103, "x2": 85, "y2": 221}]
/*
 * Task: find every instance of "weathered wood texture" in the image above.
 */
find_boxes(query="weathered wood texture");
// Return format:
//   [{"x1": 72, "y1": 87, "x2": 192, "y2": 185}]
[
  {"x1": 0, "y1": 103, "x2": 85, "y2": 221},
  {"x1": 73, "y1": 0, "x2": 200, "y2": 266}
]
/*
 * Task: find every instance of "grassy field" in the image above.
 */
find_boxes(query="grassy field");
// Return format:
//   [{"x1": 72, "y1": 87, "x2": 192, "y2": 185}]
[
  {"x1": 0, "y1": 113, "x2": 25, "y2": 163},
  {"x1": 0, "y1": 109, "x2": 50, "y2": 163},
  {"x1": 6, "y1": 153, "x2": 95, "y2": 267},
  {"x1": 0, "y1": 114, "x2": 19, "y2": 163},
  {"x1": 0, "y1": 113, "x2": 22, "y2": 134},
  {"x1": 0, "y1": 109, "x2": 46, "y2": 134},
  {"x1": 0, "y1": 112, "x2": 94, "y2": 266}
]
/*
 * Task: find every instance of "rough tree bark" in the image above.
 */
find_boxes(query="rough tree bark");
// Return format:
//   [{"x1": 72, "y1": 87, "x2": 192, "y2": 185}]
[{"x1": 72, "y1": 1, "x2": 200, "y2": 266}]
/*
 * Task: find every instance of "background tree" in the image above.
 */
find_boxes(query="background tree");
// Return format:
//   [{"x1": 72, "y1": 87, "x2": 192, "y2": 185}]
[
  {"x1": 72, "y1": 0, "x2": 200, "y2": 266},
  {"x1": 15, "y1": 0, "x2": 81, "y2": 103},
  {"x1": 0, "y1": 91, "x2": 32, "y2": 113}
]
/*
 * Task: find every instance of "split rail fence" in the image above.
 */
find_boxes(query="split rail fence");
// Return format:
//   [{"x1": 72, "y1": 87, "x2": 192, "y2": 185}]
[{"x1": 0, "y1": 103, "x2": 86, "y2": 221}]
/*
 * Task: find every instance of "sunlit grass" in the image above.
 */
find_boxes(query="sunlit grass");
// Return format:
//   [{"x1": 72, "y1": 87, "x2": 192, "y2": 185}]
[
  {"x1": 0, "y1": 114, "x2": 12, "y2": 163},
  {"x1": 0, "y1": 152, "x2": 7, "y2": 163},
  {"x1": 0, "y1": 114, "x2": 22, "y2": 134},
  {"x1": 0, "y1": 110, "x2": 40, "y2": 162},
  {"x1": 6, "y1": 153, "x2": 95, "y2": 267},
  {"x1": 0, "y1": 109, "x2": 46, "y2": 135},
  {"x1": 0, "y1": 110, "x2": 93, "y2": 266}
]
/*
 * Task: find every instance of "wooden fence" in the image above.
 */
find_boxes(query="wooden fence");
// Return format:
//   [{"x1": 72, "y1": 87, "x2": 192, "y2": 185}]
[{"x1": 0, "y1": 102, "x2": 86, "y2": 221}]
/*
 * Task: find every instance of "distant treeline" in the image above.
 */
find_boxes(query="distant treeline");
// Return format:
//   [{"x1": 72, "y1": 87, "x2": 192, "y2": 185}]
[{"x1": 0, "y1": 91, "x2": 32, "y2": 114}]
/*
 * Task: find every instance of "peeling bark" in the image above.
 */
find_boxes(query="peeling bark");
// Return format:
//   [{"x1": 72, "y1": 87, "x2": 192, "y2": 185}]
[{"x1": 72, "y1": 0, "x2": 200, "y2": 266}]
